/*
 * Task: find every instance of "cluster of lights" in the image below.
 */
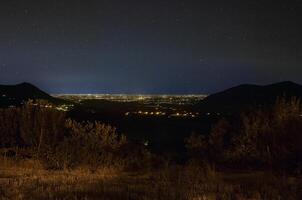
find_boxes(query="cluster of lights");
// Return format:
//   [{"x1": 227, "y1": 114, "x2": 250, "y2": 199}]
[
  {"x1": 1, "y1": 94, "x2": 15, "y2": 100},
  {"x1": 125, "y1": 110, "x2": 166, "y2": 116},
  {"x1": 30, "y1": 103, "x2": 73, "y2": 112},
  {"x1": 125, "y1": 110, "x2": 200, "y2": 118},
  {"x1": 55, "y1": 94, "x2": 206, "y2": 105},
  {"x1": 170, "y1": 111, "x2": 199, "y2": 118},
  {"x1": 55, "y1": 104, "x2": 73, "y2": 112}
]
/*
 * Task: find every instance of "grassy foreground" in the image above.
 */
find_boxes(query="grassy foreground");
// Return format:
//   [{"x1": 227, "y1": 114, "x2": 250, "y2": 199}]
[{"x1": 1, "y1": 157, "x2": 301, "y2": 200}]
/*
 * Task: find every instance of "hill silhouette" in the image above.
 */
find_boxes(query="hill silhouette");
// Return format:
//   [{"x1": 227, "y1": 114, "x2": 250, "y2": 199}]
[
  {"x1": 196, "y1": 81, "x2": 302, "y2": 113},
  {"x1": 0, "y1": 82, "x2": 64, "y2": 107}
]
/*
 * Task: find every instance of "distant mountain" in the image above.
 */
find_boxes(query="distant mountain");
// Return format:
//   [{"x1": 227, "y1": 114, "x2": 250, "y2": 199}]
[
  {"x1": 0, "y1": 82, "x2": 64, "y2": 107},
  {"x1": 196, "y1": 81, "x2": 302, "y2": 114}
]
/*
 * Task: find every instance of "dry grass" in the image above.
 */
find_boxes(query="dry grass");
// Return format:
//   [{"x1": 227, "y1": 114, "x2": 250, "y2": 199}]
[
  {"x1": 0, "y1": 157, "x2": 122, "y2": 200},
  {"x1": 0, "y1": 157, "x2": 301, "y2": 200}
]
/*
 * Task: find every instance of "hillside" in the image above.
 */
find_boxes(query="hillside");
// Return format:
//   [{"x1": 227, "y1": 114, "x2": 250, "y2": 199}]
[
  {"x1": 196, "y1": 81, "x2": 302, "y2": 113},
  {"x1": 0, "y1": 82, "x2": 65, "y2": 107}
]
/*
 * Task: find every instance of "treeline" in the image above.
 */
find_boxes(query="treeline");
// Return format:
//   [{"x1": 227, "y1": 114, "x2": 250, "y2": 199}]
[
  {"x1": 1, "y1": 98, "x2": 302, "y2": 173},
  {"x1": 186, "y1": 97, "x2": 302, "y2": 173},
  {"x1": 0, "y1": 101, "x2": 153, "y2": 171}
]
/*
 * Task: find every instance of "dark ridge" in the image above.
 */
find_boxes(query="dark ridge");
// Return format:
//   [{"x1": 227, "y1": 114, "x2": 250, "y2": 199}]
[
  {"x1": 0, "y1": 82, "x2": 66, "y2": 107},
  {"x1": 196, "y1": 81, "x2": 302, "y2": 114}
]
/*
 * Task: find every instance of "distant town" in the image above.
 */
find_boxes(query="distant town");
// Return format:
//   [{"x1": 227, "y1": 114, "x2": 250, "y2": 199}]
[
  {"x1": 54, "y1": 94, "x2": 207, "y2": 104},
  {"x1": 54, "y1": 94, "x2": 208, "y2": 118}
]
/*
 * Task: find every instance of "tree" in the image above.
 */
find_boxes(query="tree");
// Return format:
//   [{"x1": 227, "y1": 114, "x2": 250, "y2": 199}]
[
  {"x1": 42, "y1": 119, "x2": 127, "y2": 170},
  {"x1": 231, "y1": 97, "x2": 302, "y2": 171}
]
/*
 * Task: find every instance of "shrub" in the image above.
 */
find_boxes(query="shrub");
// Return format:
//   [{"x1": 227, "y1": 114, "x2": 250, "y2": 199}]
[
  {"x1": 41, "y1": 119, "x2": 128, "y2": 170},
  {"x1": 19, "y1": 101, "x2": 66, "y2": 151},
  {"x1": 185, "y1": 119, "x2": 232, "y2": 163},
  {"x1": 0, "y1": 108, "x2": 20, "y2": 147},
  {"x1": 187, "y1": 97, "x2": 302, "y2": 172},
  {"x1": 185, "y1": 132, "x2": 209, "y2": 162},
  {"x1": 208, "y1": 119, "x2": 232, "y2": 162},
  {"x1": 0, "y1": 101, "x2": 130, "y2": 171},
  {"x1": 230, "y1": 97, "x2": 302, "y2": 170},
  {"x1": 0, "y1": 100, "x2": 66, "y2": 149}
]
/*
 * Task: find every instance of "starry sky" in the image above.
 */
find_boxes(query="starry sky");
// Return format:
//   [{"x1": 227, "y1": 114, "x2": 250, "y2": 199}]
[{"x1": 0, "y1": 0, "x2": 301, "y2": 94}]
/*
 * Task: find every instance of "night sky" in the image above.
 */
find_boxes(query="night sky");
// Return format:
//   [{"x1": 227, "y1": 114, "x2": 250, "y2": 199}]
[{"x1": 0, "y1": 0, "x2": 301, "y2": 94}]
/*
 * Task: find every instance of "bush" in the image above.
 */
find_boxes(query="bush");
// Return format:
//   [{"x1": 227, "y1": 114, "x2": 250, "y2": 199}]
[
  {"x1": 185, "y1": 119, "x2": 232, "y2": 164},
  {"x1": 41, "y1": 119, "x2": 128, "y2": 170},
  {"x1": 185, "y1": 132, "x2": 209, "y2": 161},
  {"x1": 0, "y1": 108, "x2": 20, "y2": 147},
  {"x1": 20, "y1": 101, "x2": 66, "y2": 151},
  {"x1": 231, "y1": 97, "x2": 302, "y2": 171},
  {"x1": 0, "y1": 101, "x2": 66, "y2": 149},
  {"x1": 186, "y1": 97, "x2": 302, "y2": 172},
  {"x1": 0, "y1": 101, "x2": 131, "y2": 171}
]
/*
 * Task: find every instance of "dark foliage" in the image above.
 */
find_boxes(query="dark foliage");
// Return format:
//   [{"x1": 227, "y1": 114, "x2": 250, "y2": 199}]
[
  {"x1": 187, "y1": 97, "x2": 302, "y2": 173},
  {"x1": 0, "y1": 101, "x2": 151, "y2": 170}
]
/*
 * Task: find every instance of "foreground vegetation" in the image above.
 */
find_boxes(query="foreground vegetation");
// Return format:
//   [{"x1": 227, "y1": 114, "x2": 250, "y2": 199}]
[
  {"x1": 1, "y1": 157, "x2": 301, "y2": 200},
  {"x1": 186, "y1": 97, "x2": 302, "y2": 174},
  {"x1": 0, "y1": 98, "x2": 302, "y2": 199}
]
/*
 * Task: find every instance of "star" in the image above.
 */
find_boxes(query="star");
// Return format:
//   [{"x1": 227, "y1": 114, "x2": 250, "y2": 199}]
[
  {"x1": 199, "y1": 57, "x2": 206, "y2": 64},
  {"x1": 227, "y1": 36, "x2": 233, "y2": 40},
  {"x1": 24, "y1": 9, "x2": 29, "y2": 15},
  {"x1": 151, "y1": 19, "x2": 157, "y2": 24}
]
